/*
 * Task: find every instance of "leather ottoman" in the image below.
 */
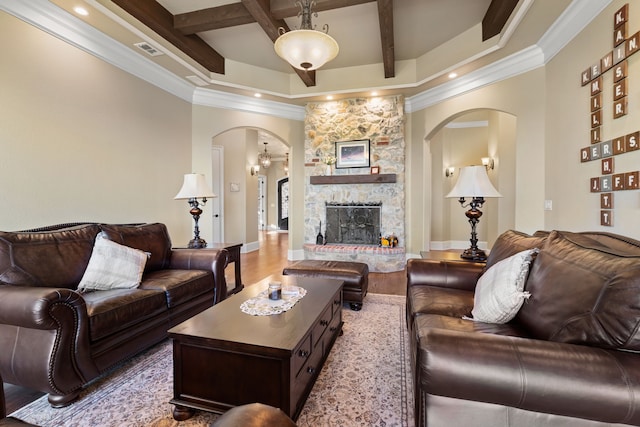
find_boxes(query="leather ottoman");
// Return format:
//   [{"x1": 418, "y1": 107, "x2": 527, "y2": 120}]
[{"x1": 283, "y1": 260, "x2": 368, "y2": 310}]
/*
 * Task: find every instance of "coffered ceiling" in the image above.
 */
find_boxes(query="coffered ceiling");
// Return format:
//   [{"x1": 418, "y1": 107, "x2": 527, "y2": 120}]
[{"x1": 39, "y1": 0, "x2": 584, "y2": 105}]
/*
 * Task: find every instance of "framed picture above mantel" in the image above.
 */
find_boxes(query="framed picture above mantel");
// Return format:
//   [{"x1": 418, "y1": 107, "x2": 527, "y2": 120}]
[{"x1": 335, "y1": 139, "x2": 370, "y2": 169}]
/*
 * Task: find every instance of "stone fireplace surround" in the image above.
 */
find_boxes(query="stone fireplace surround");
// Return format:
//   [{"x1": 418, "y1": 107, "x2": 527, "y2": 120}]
[{"x1": 303, "y1": 96, "x2": 406, "y2": 272}]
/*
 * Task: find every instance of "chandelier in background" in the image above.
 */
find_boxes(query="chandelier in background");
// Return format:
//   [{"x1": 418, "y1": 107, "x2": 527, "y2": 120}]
[
  {"x1": 259, "y1": 142, "x2": 272, "y2": 169},
  {"x1": 274, "y1": 0, "x2": 339, "y2": 71}
]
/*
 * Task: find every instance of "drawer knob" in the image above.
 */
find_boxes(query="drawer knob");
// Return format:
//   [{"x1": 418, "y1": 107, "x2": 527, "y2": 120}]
[
  {"x1": 320, "y1": 320, "x2": 329, "y2": 326},
  {"x1": 307, "y1": 366, "x2": 315, "y2": 375},
  {"x1": 334, "y1": 299, "x2": 340, "y2": 305},
  {"x1": 298, "y1": 349, "x2": 309, "y2": 358}
]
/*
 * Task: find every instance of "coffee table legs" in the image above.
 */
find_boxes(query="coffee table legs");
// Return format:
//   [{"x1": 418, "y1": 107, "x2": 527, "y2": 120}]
[{"x1": 173, "y1": 404, "x2": 196, "y2": 421}]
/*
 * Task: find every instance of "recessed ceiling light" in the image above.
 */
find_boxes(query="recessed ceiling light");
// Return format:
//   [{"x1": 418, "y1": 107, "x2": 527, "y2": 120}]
[
  {"x1": 73, "y1": 6, "x2": 89, "y2": 16},
  {"x1": 371, "y1": 91, "x2": 378, "y2": 96},
  {"x1": 326, "y1": 95, "x2": 333, "y2": 100},
  {"x1": 254, "y1": 93, "x2": 262, "y2": 98},
  {"x1": 448, "y1": 72, "x2": 458, "y2": 79}
]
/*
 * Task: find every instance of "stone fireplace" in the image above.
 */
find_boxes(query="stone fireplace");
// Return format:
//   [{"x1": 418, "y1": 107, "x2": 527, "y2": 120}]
[
  {"x1": 325, "y1": 202, "x2": 381, "y2": 245},
  {"x1": 303, "y1": 95, "x2": 405, "y2": 272}
]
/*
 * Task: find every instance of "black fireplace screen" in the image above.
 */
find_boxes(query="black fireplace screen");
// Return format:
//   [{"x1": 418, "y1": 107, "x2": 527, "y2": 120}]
[{"x1": 325, "y1": 202, "x2": 381, "y2": 245}]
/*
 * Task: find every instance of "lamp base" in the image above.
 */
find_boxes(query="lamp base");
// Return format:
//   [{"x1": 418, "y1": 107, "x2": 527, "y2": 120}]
[
  {"x1": 188, "y1": 238, "x2": 208, "y2": 249},
  {"x1": 460, "y1": 247, "x2": 487, "y2": 262}
]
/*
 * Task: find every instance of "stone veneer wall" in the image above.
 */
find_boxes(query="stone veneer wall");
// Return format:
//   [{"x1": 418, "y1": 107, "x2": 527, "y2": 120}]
[{"x1": 304, "y1": 95, "x2": 405, "y2": 271}]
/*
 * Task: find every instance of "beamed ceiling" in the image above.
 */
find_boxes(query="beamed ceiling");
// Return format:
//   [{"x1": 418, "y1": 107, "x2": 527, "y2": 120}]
[
  {"x1": 109, "y1": 0, "x2": 519, "y2": 87},
  {"x1": 36, "y1": 0, "x2": 583, "y2": 104}
]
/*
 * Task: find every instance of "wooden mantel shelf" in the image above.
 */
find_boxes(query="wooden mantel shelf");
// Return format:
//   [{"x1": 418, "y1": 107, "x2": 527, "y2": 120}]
[{"x1": 310, "y1": 174, "x2": 396, "y2": 185}]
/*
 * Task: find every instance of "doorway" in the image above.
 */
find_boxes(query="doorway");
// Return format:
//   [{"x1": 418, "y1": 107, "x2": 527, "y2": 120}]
[{"x1": 277, "y1": 177, "x2": 289, "y2": 230}]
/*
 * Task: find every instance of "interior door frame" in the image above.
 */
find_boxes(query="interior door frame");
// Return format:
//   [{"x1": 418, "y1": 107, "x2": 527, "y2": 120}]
[{"x1": 211, "y1": 145, "x2": 224, "y2": 242}]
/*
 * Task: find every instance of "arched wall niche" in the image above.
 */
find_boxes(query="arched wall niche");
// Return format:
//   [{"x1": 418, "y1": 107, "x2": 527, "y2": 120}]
[{"x1": 425, "y1": 108, "x2": 517, "y2": 252}]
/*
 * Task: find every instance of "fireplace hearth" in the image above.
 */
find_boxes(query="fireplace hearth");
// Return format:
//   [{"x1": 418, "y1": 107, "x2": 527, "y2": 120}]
[{"x1": 325, "y1": 202, "x2": 381, "y2": 245}]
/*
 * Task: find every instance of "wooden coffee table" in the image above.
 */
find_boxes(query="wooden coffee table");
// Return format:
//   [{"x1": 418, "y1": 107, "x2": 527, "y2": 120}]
[{"x1": 169, "y1": 276, "x2": 344, "y2": 421}]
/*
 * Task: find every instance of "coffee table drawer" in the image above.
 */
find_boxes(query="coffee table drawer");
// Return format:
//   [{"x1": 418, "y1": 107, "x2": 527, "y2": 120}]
[
  {"x1": 312, "y1": 304, "x2": 332, "y2": 347},
  {"x1": 292, "y1": 342, "x2": 324, "y2": 412},
  {"x1": 293, "y1": 333, "x2": 312, "y2": 376}
]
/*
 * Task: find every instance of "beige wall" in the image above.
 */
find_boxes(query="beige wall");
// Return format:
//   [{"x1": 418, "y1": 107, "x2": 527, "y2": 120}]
[
  {"x1": 544, "y1": 0, "x2": 640, "y2": 238},
  {"x1": 0, "y1": 12, "x2": 193, "y2": 243}
]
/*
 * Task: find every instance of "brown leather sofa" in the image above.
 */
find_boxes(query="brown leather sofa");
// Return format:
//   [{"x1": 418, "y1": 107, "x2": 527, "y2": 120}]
[
  {"x1": 0, "y1": 223, "x2": 227, "y2": 408},
  {"x1": 407, "y1": 229, "x2": 640, "y2": 427}
]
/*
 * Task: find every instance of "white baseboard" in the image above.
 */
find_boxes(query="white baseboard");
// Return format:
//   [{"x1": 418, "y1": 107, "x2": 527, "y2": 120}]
[
  {"x1": 289, "y1": 249, "x2": 305, "y2": 260},
  {"x1": 242, "y1": 240, "x2": 260, "y2": 253}
]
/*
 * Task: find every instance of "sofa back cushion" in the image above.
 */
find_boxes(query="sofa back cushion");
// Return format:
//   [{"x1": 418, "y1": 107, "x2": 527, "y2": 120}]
[
  {"x1": 99, "y1": 223, "x2": 171, "y2": 271},
  {"x1": 484, "y1": 230, "x2": 547, "y2": 271},
  {"x1": 0, "y1": 224, "x2": 100, "y2": 288},
  {"x1": 515, "y1": 230, "x2": 640, "y2": 351}
]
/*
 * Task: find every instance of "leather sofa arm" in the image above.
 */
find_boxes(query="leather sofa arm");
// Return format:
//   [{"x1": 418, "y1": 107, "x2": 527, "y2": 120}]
[
  {"x1": 169, "y1": 248, "x2": 229, "y2": 303},
  {"x1": 0, "y1": 285, "x2": 98, "y2": 401},
  {"x1": 0, "y1": 285, "x2": 88, "y2": 329},
  {"x1": 406, "y1": 258, "x2": 484, "y2": 292},
  {"x1": 418, "y1": 328, "x2": 640, "y2": 425}
]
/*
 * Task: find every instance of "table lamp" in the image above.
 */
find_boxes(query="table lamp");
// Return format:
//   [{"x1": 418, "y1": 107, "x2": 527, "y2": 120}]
[
  {"x1": 446, "y1": 165, "x2": 502, "y2": 261},
  {"x1": 175, "y1": 173, "x2": 216, "y2": 248}
]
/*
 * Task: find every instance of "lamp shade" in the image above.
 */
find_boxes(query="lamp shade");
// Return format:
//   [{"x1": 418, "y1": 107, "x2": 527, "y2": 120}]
[
  {"x1": 274, "y1": 29, "x2": 339, "y2": 71},
  {"x1": 446, "y1": 166, "x2": 502, "y2": 198},
  {"x1": 174, "y1": 173, "x2": 216, "y2": 200}
]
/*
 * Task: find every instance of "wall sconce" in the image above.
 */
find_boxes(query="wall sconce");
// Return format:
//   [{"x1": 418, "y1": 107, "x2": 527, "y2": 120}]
[
  {"x1": 445, "y1": 167, "x2": 455, "y2": 178},
  {"x1": 482, "y1": 157, "x2": 495, "y2": 170},
  {"x1": 250, "y1": 165, "x2": 260, "y2": 176}
]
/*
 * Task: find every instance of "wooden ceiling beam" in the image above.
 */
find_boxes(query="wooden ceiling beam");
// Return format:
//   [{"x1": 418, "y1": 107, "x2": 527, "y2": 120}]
[
  {"x1": 482, "y1": 0, "x2": 519, "y2": 41},
  {"x1": 377, "y1": 0, "x2": 394, "y2": 78},
  {"x1": 175, "y1": 0, "x2": 374, "y2": 35},
  {"x1": 174, "y1": 3, "x2": 255, "y2": 34},
  {"x1": 111, "y1": 0, "x2": 225, "y2": 74},
  {"x1": 240, "y1": 0, "x2": 316, "y2": 87}
]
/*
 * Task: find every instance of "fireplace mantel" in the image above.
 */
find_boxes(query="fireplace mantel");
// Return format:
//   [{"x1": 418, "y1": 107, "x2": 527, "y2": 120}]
[{"x1": 310, "y1": 174, "x2": 396, "y2": 185}]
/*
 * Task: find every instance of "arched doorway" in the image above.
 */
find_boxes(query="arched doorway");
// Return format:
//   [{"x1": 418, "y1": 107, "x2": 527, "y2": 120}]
[
  {"x1": 210, "y1": 127, "x2": 290, "y2": 250},
  {"x1": 427, "y1": 109, "x2": 517, "y2": 251}
]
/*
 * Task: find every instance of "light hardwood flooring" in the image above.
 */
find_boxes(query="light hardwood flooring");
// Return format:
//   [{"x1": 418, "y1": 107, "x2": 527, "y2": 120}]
[{"x1": 4, "y1": 231, "x2": 408, "y2": 415}]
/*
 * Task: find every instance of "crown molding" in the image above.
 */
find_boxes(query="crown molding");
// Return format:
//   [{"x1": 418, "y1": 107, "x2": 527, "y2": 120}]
[
  {"x1": 407, "y1": 45, "x2": 545, "y2": 112},
  {"x1": 193, "y1": 88, "x2": 305, "y2": 121},
  {"x1": 537, "y1": 0, "x2": 612, "y2": 62}
]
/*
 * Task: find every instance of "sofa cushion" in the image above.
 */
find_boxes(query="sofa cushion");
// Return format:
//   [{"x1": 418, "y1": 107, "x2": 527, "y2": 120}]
[
  {"x1": 471, "y1": 249, "x2": 536, "y2": 324},
  {"x1": 484, "y1": 230, "x2": 546, "y2": 271},
  {"x1": 0, "y1": 224, "x2": 100, "y2": 289},
  {"x1": 516, "y1": 230, "x2": 640, "y2": 351},
  {"x1": 139, "y1": 269, "x2": 213, "y2": 308},
  {"x1": 100, "y1": 223, "x2": 171, "y2": 272},
  {"x1": 83, "y1": 288, "x2": 168, "y2": 341},
  {"x1": 78, "y1": 237, "x2": 147, "y2": 292}
]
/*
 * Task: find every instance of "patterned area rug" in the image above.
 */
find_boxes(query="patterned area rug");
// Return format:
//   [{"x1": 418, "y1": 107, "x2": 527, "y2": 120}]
[{"x1": 11, "y1": 293, "x2": 413, "y2": 427}]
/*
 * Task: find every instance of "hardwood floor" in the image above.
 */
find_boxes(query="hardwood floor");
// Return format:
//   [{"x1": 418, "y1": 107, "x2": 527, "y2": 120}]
[{"x1": 4, "y1": 231, "x2": 407, "y2": 415}]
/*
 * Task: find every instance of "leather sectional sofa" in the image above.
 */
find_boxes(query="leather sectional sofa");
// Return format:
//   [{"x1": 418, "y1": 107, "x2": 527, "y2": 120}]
[
  {"x1": 407, "y1": 229, "x2": 640, "y2": 426},
  {"x1": 0, "y1": 222, "x2": 228, "y2": 408}
]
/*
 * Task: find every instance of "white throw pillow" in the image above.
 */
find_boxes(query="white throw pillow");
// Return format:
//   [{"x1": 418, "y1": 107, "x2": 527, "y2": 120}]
[
  {"x1": 470, "y1": 248, "x2": 538, "y2": 324},
  {"x1": 78, "y1": 236, "x2": 147, "y2": 292}
]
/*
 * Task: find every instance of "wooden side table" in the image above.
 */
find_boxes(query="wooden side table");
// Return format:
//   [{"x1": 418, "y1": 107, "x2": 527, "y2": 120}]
[
  {"x1": 174, "y1": 243, "x2": 244, "y2": 299},
  {"x1": 209, "y1": 243, "x2": 244, "y2": 298}
]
